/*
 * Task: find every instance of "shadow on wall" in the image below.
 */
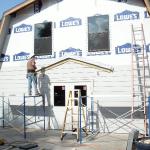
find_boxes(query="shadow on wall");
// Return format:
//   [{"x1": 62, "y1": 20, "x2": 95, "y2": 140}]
[
  {"x1": 6, "y1": 68, "x2": 59, "y2": 130},
  {"x1": 38, "y1": 67, "x2": 59, "y2": 129},
  {"x1": 0, "y1": 54, "x2": 5, "y2": 70}
]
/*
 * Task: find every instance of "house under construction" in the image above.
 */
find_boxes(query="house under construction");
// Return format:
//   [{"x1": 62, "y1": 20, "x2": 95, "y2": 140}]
[{"x1": 0, "y1": 0, "x2": 150, "y2": 142}]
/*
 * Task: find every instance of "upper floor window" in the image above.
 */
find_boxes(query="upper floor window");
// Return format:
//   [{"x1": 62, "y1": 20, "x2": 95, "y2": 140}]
[
  {"x1": 34, "y1": 22, "x2": 52, "y2": 55},
  {"x1": 88, "y1": 15, "x2": 110, "y2": 52}
]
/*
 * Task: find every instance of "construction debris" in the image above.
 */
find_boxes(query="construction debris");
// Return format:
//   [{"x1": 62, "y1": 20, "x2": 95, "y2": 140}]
[
  {"x1": 10, "y1": 141, "x2": 38, "y2": 149},
  {"x1": 0, "y1": 140, "x2": 38, "y2": 150}
]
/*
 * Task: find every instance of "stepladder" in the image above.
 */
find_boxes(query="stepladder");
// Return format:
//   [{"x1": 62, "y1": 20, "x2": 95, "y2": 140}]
[
  {"x1": 60, "y1": 89, "x2": 88, "y2": 141},
  {"x1": 131, "y1": 23, "x2": 150, "y2": 135}
]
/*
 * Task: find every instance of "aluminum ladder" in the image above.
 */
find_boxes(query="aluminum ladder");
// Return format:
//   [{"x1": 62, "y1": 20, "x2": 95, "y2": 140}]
[{"x1": 131, "y1": 23, "x2": 150, "y2": 135}]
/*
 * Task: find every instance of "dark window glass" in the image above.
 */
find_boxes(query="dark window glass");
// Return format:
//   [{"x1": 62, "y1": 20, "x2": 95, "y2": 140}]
[
  {"x1": 34, "y1": 22, "x2": 52, "y2": 55},
  {"x1": 88, "y1": 15, "x2": 110, "y2": 52},
  {"x1": 74, "y1": 85, "x2": 87, "y2": 106},
  {"x1": 54, "y1": 86, "x2": 65, "y2": 106}
]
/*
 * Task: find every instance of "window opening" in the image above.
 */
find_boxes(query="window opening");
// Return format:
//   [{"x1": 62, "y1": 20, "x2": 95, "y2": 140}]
[
  {"x1": 88, "y1": 15, "x2": 110, "y2": 52},
  {"x1": 54, "y1": 86, "x2": 65, "y2": 106}
]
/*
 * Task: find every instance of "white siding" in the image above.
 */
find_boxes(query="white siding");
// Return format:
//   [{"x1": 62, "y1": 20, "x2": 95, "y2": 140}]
[{"x1": 0, "y1": 0, "x2": 149, "y2": 133}]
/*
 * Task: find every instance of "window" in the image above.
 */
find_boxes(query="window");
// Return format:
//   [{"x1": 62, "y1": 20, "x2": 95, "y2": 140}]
[
  {"x1": 88, "y1": 15, "x2": 110, "y2": 52},
  {"x1": 54, "y1": 86, "x2": 65, "y2": 106},
  {"x1": 34, "y1": 22, "x2": 52, "y2": 55}
]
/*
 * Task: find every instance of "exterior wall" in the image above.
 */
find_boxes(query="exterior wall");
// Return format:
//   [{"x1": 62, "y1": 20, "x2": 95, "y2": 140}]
[{"x1": 0, "y1": 0, "x2": 150, "y2": 133}]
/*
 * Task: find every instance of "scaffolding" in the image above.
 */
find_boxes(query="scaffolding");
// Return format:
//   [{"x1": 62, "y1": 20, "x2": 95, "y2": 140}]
[
  {"x1": 85, "y1": 95, "x2": 146, "y2": 141},
  {"x1": 23, "y1": 94, "x2": 45, "y2": 139},
  {"x1": 0, "y1": 94, "x2": 46, "y2": 139}
]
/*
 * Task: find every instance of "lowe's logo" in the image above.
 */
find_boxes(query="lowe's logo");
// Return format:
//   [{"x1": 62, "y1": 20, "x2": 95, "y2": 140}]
[
  {"x1": 146, "y1": 44, "x2": 150, "y2": 52},
  {"x1": 13, "y1": 52, "x2": 29, "y2": 61},
  {"x1": 114, "y1": 10, "x2": 139, "y2": 21},
  {"x1": 115, "y1": 43, "x2": 131, "y2": 54},
  {"x1": 115, "y1": 43, "x2": 141, "y2": 54},
  {"x1": 60, "y1": 17, "x2": 82, "y2": 27},
  {"x1": 59, "y1": 47, "x2": 82, "y2": 57},
  {"x1": 144, "y1": 11, "x2": 150, "y2": 18},
  {"x1": 14, "y1": 24, "x2": 32, "y2": 33},
  {"x1": 0, "y1": 55, "x2": 10, "y2": 62}
]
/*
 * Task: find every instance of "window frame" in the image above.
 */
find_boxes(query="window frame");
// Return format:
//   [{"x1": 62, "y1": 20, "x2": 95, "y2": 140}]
[
  {"x1": 88, "y1": 15, "x2": 110, "y2": 52},
  {"x1": 34, "y1": 21, "x2": 52, "y2": 56}
]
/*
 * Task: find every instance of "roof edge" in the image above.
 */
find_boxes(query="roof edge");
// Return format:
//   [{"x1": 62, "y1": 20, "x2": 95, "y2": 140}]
[
  {"x1": 36, "y1": 57, "x2": 114, "y2": 73},
  {"x1": 144, "y1": 0, "x2": 150, "y2": 14},
  {"x1": 4, "y1": 0, "x2": 37, "y2": 17}
]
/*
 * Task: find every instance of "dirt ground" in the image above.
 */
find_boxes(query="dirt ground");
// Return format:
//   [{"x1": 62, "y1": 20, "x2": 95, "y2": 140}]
[{"x1": 0, "y1": 127, "x2": 129, "y2": 150}]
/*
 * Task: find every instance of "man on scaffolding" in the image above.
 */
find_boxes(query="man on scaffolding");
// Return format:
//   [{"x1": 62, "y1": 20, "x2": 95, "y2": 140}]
[{"x1": 26, "y1": 54, "x2": 40, "y2": 96}]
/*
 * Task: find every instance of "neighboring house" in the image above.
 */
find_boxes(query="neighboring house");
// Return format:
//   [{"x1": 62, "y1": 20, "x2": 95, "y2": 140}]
[{"x1": 0, "y1": 0, "x2": 150, "y2": 133}]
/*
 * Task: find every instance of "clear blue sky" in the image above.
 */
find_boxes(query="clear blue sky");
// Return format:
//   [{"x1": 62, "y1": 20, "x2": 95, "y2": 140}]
[{"x1": 0, "y1": 0, "x2": 25, "y2": 18}]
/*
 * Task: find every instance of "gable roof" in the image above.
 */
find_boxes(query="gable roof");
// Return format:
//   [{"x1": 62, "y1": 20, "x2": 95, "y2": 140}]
[
  {"x1": 4, "y1": 0, "x2": 37, "y2": 17},
  {"x1": 0, "y1": 0, "x2": 36, "y2": 32},
  {"x1": 36, "y1": 57, "x2": 114, "y2": 73}
]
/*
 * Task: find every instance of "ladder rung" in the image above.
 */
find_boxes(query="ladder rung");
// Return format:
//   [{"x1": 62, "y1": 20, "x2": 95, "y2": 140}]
[
  {"x1": 132, "y1": 61, "x2": 143, "y2": 63},
  {"x1": 133, "y1": 26, "x2": 142, "y2": 29},
  {"x1": 133, "y1": 30, "x2": 142, "y2": 32},
  {"x1": 137, "y1": 61, "x2": 147, "y2": 63},
  {"x1": 89, "y1": 122, "x2": 97, "y2": 125},
  {"x1": 133, "y1": 76, "x2": 143, "y2": 78},
  {"x1": 65, "y1": 122, "x2": 78, "y2": 125},
  {"x1": 134, "y1": 31, "x2": 141, "y2": 35},
  {"x1": 62, "y1": 131, "x2": 78, "y2": 134},
  {"x1": 133, "y1": 95, "x2": 144, "y2": 97},
  {"x1": 67, "y1": 107, "x2": 72, "y2": 110},
  {"x1": 88, "y1": 110, "x2": 97, "y2": 113},
  {"x1": 72, "y1": 113, "x2": 78, "y2": 115},
  {"x1": 134, "y1": 39, "x2": 144, "y2": 41},
  {"x1": 134, "y1": 92, "x2": 144, "y2": 95},
  {"x1": 133, "y1": 28, "x2": 142, "y2": 31},
  {"x1": 134, "y1": 75, "x2": 150, "y2": 79},
  {"x1": 133, "y1": 66, "x2": 149, "y2": 70},
  {"x1": 65, "y1": 121, "x2": 79, "y2": 125},
  {"x1": 137, "y1": 56, "x2": 148, "y2": 59},
  {"x1": 133, "y1": 68, "x2": 142, "y2": 70},
  {"x1": 139, "y1": 66, "x2": 149, "y2": 68},
  {"x1": 68, "y1": 98, "x2": 79, "y2": 100},
  {"x1": 133, "y1": 84, "x2": 143, "y2": 86}
]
